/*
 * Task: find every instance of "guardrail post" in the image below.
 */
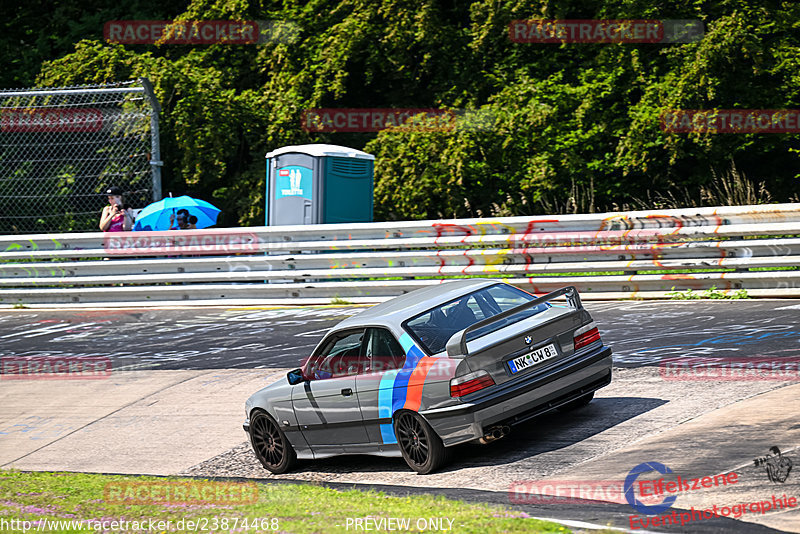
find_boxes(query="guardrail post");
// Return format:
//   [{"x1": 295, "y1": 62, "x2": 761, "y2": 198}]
[{"x1": 140, "y1": 77, "x2": 163, "y2": 202}]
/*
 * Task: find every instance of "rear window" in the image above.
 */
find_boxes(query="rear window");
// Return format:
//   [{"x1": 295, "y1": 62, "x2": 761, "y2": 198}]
[{"x1": 403, "y1": 283, "x2": 549, "y2": 354}]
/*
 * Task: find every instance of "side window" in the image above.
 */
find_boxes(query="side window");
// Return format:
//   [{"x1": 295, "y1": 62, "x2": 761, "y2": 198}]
[
  {"x1": 365, "y1": 328, "x2": 407, "y2": 374},
  {"x1": 305, "y1": 330, "x2": 367, "y2": 380}
]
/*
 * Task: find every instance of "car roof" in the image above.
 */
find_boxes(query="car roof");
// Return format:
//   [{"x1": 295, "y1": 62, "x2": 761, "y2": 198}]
[{"x1": 333, "y1": 278, "x2": 503, "y2": 332}]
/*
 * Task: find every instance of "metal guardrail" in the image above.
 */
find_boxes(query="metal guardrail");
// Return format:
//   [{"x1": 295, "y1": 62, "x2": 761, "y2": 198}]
[{"x1": 1, "y1": 203, "x2": 798, "y2": 306}]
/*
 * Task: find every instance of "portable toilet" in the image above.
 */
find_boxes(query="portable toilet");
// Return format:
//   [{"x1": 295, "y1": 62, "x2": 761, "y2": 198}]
[{"x1": 265, "y1": 144, "x2": 375, "y2": 226}]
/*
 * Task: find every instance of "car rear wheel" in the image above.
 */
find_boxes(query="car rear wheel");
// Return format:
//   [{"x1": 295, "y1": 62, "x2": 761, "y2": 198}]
[
  {"x1": 249, "y1": 410, "x2": 297, "y2": 474},
  {"x1": 394, "y1": 411, "x2": 449, "y2": 474},
  {"x1": 558, "y1": 391, "x2": 594, "y2": 412}
]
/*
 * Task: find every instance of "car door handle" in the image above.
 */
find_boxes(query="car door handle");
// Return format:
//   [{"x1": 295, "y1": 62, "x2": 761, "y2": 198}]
[{"x1": 340, "y1": 388, "x2": 353, "y2": 396}]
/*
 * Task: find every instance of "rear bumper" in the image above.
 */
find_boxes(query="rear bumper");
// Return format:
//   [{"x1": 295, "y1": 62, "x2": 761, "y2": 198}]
[{"x1": 422, "y1": 344, "x2": 612, "y2": 446}]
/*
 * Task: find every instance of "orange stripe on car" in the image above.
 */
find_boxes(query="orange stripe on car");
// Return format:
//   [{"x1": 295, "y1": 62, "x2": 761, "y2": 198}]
[{"x1": 403, "y1": 358, "x2": 438, "y2": 411}]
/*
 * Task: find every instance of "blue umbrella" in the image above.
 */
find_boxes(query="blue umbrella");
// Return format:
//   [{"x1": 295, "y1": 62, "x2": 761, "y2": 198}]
[{"x1": 133, "y1": 195, "x2": 221, "y2": 231}]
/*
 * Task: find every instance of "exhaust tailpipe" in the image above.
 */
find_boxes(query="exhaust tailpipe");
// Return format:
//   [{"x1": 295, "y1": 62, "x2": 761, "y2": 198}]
[{"x1": 479, "y1": 425, "x2": 511, "y2": 444}]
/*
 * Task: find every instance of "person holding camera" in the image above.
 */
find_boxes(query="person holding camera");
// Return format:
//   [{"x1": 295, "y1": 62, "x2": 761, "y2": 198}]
[
  {"x1": 99, "y1": 186, "x2": 132, "y2": 232},
  {"x1": 169, "y1": 209, "x2": 189, "y2": 230},
  {"x1": 169, "y1": 209, "x2": 199, "y2": 230}
]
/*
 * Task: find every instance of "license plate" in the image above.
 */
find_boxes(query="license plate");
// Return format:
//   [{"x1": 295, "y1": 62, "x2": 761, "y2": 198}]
[{"x1": 508, "y1": 343, "x2": 559, "y2": 374}]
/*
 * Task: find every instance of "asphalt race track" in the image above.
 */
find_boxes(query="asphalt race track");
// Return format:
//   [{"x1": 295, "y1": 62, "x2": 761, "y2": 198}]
[
  {"x1": 1, "y1": 300, "x2": 799, "y2": 533},
  {"x1": 1, "y1": 300, "x2": 798, "y2": 371}
]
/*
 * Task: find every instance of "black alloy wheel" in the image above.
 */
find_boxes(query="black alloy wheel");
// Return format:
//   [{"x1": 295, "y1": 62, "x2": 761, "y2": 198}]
[
  {"x1": 394, "y1": 411, "x2": 449, "y2": 474},
  {"x1": 249, "y1": 410, "x2": 297, "y2": 474}
]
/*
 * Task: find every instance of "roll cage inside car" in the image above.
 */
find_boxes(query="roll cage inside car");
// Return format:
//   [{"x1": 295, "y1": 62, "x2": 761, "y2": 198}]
[{"x1": 402, "y1": 283, "x2": 551, "y2": 355}]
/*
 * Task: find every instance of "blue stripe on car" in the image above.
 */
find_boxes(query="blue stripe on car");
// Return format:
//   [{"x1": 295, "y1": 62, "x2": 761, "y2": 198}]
[
  {"x1": 378, "y1": 368, "x2": 401, "y2": 443},
  {"x1": 378, "y1": 333, "x2": 425, "y2": 444}
]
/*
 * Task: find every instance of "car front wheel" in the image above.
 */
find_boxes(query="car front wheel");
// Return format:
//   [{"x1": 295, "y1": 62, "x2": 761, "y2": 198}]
[
  {"x1": 394, "y1": 411, "x2": 449, "y2": 474},
  {"x1": 249, "y1": 410, "x2": 297, "y2": 474}
]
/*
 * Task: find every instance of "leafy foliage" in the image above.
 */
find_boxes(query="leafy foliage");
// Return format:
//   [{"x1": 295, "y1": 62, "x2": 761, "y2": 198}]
[
  {"x1": 667, "y1": 286, "x2": 751, "y2": 299},
  {"x1": 3, "y1": 0, "x2": 799, "y2": 226}
]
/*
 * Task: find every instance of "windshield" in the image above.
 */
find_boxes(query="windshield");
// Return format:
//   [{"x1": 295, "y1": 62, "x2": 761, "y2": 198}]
[{"x1": 403, "y1": 283, "x2": 549, "y2": 355}]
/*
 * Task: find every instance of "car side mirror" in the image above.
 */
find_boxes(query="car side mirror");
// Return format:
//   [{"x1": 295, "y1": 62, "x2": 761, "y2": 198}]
[{"x1": 287, "y1": 368, "x2": 305, "y2": 385}]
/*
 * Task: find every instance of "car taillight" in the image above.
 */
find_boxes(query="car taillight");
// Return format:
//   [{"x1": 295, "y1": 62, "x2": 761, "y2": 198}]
[
  {"x1": 574, "y1": 325, "x2": 601, "y2": 350},
  {"x1": 450, "y1": 370, "x2": 495, "y2": 398}
]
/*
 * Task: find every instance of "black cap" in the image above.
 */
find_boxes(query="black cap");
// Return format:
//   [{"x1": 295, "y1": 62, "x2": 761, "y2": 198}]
[{"x1": 105, "y1": 186, "x2": 123, "y2": 196}]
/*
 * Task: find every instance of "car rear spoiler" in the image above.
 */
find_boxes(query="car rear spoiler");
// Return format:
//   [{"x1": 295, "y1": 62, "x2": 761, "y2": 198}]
[{"x1": 445, "y1": 286, "x2": 582, "y2": 358}]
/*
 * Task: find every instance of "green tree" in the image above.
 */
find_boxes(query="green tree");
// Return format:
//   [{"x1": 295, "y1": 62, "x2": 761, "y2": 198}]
[{"x1": 6, "y1": 0, "x2": 798, "y2": 228}]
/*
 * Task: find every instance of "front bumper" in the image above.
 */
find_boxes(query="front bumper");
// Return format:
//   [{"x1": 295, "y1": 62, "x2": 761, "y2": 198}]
[{"x1": 422, "y1": 344, "x2": 613, "y2": 446}]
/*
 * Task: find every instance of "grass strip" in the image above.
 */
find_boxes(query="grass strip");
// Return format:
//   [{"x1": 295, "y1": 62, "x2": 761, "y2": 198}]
[{"x1": 0, "y1": 470, "x2": 571, "y2": 533}]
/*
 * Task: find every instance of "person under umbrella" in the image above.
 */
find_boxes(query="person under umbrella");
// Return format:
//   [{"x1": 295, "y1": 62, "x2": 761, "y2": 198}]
[
  {"x1": 133, "y1": 195, "x2": 220, "y2": 231},
  {"x1": 170, "y1": 209, "x2": 189, "y2": 230},
  {"x1": 169, "y1": 209, "x2": 199, "y2": 230}
]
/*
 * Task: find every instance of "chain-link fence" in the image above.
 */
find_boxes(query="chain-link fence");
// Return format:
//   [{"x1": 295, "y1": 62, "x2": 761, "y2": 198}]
[{"x1": 0, "y1": 78, "x2": 161, "y2": 234}]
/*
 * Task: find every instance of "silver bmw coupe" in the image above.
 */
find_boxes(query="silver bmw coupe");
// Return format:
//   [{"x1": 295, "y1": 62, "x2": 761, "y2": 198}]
[{"x1": 244, "y1": 279, "x2": 612, "y2": 474}]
